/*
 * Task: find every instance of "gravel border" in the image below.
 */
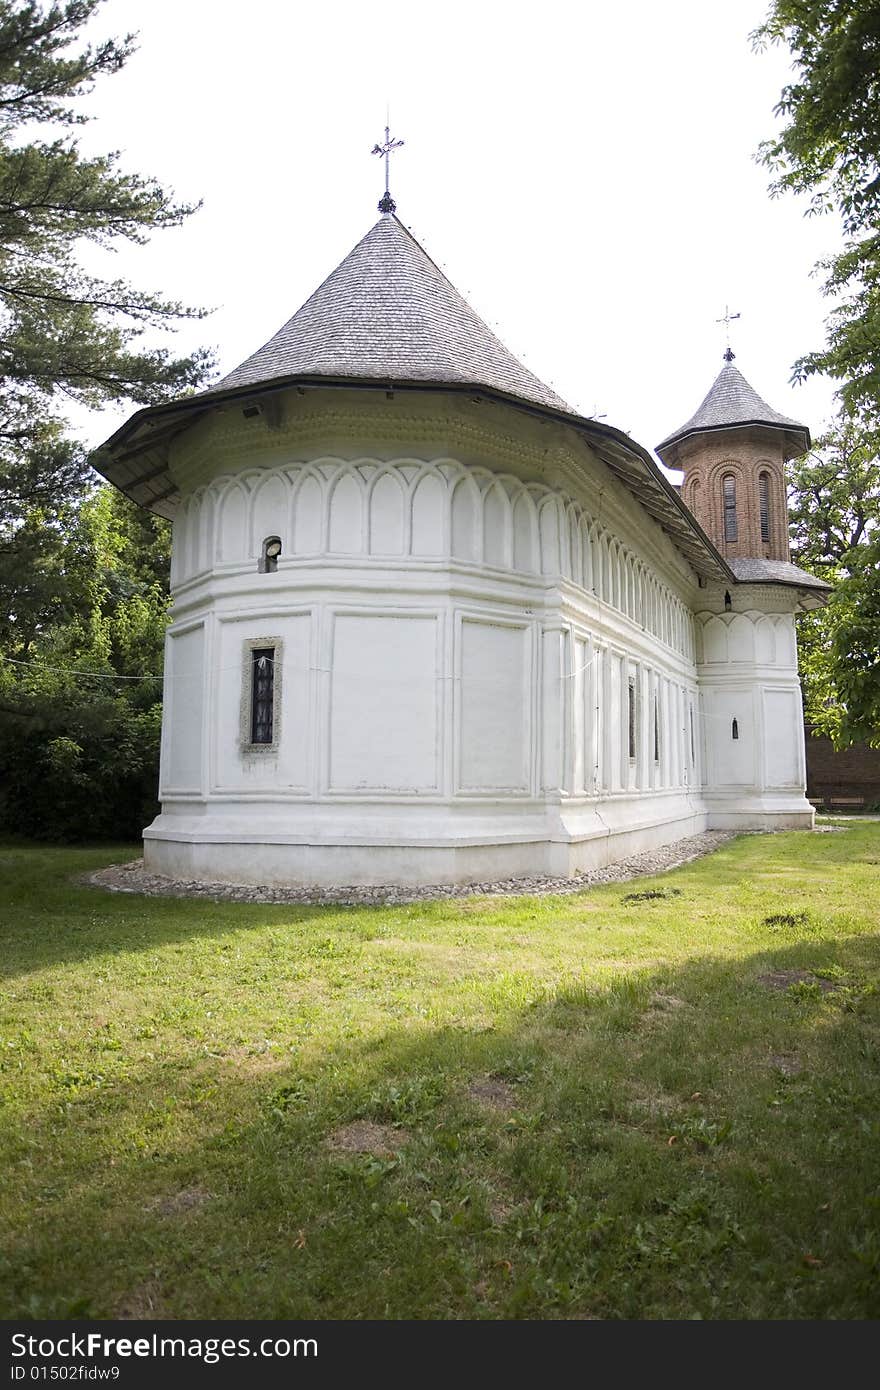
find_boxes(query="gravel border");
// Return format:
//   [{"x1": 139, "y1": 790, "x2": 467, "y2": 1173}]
[{"x1": 84, "y1": 831, "x2": 747, "y2": 906}]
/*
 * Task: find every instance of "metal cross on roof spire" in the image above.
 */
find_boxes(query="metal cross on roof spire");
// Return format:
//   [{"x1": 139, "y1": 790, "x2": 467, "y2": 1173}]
[
  {"x1": 716, "y1": 305, "x2": 741, "y2": 361},
  {"x1": 372, "y1": 123, "x2": 404, "y2": 214}
]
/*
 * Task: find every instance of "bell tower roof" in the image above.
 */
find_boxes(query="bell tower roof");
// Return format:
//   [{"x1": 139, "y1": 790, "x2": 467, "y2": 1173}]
[{"x1": 656, "y1": 353, "x2": 810, "y2": 464}]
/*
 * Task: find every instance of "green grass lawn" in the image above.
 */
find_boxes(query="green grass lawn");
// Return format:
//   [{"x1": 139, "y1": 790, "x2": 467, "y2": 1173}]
[{"x1": 1, "y1": 827, "x2": 879, "y2": 1320}]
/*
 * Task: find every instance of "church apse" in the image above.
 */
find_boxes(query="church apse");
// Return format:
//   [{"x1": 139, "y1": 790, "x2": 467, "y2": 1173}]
[{"x1": 146, "y1": 395, "x2": 707, "y2": 884}]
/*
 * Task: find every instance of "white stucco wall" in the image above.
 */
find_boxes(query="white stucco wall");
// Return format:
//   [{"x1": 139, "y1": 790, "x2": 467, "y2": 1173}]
[
  {"x1": 145, "y1": 389, "x2": 811, "y2": 886},
  {"x1": 695, "y1": 587, "x2": 812, "y2": 828}
]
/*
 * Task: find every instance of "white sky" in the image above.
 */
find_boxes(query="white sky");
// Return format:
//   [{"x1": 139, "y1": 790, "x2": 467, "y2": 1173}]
[{"x1": 75, "y1": 0, "x2": 844, "y2": 465}]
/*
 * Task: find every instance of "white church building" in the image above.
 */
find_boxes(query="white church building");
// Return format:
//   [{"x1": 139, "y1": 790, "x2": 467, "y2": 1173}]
[{"x1": 94, "y1": 199, "x2": 829, "y2": 887}]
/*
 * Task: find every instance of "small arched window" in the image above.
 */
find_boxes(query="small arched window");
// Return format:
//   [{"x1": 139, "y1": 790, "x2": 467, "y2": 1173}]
[
  {"x1": 722, "y1": 474, "x2": 737, "y2": 543},
  {"x1": 261, "y1": 535, "x2": 282, "y2": 573},
  {"x1": 758, "y1": 473, "x2": 771, "y2": 544}
]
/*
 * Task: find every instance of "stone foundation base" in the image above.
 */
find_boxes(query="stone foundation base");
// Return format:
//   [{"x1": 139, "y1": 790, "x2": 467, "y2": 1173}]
[
  {"x1": 702, "y1": 794, "x2": 815, "y2": 832},
  {"x1": 143, "y1": 797, "x2": 709, "y2": 887},
  {"x1": 143, "y1": 791, "x2": 813, "y2": 888}
]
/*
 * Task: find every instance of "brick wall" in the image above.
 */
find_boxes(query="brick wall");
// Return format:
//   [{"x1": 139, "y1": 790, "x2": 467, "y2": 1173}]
[
  {"x1": 677, "y1": 427, "x2": 791, "y2": 562},
  {"x1": 805, "y1": 730, "x2": 880, "y2": 806}
]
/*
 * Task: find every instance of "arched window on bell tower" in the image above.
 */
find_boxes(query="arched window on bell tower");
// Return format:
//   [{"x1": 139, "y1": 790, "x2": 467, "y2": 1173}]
[
  {"x1": 690, "y1": 475, "x2": 702, "y2": 527},
  {"x1": 758, "y1": 472, "x2": 771, "y2": 544},
  {"x1": 722, "y1": 474, "x2": 737, "y2": 543}
]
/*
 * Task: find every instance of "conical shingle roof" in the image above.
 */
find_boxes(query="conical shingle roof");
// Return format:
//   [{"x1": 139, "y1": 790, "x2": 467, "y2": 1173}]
[
  {"x1": 91, "y1": 208, "x2": 738, "y2": 582},
  {"x1": 205, "y1": 213, "x2": 571, "y2": 414},
  {"x1": 656, "y1": 354, "x2": 809, "y2": 458}
]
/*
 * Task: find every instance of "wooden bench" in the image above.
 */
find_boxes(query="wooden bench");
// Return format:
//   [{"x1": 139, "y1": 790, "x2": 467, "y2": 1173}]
[{"x1": 825, "y1": 795, "x2": 867, "y2": 813}]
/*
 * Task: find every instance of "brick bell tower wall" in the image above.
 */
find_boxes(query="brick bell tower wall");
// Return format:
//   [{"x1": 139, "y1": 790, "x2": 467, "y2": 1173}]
[{"x1": 675, "y1": 426, "x2": 791, "y2": 563}]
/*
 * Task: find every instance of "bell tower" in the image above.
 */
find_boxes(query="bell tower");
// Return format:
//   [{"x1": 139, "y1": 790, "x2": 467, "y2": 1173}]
[
  {"x1": 655, "y1": 352, "x2": 827, "y2": 835},
  {"x1": 656, "y1": 349, "x2": 810, "y2": 562}
]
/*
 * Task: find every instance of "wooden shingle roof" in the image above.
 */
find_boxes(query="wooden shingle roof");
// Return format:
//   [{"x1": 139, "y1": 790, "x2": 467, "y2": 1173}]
[
  {"x1": 91, "y1": 211, "x2": 735, "y2": 582},
  {"x1": 727, "y1": 557, "x2": 831, "y2": 590},
  {"x1": 657, "y1": 354, "x2": 810, "y2": 461},
  {"x1": 209, "y1": 213, "x2": 571, "y2": 412}
]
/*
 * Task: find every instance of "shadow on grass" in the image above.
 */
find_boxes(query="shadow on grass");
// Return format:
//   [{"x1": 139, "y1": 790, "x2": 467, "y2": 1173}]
[
  {"x1": 3, "y1": 823, "x2": 876, "y2": 981},
  {"x1": 0, "y1": 842, "x2": 376, "y2": 981},
  {"x1": 4, "y1": 933, "x2": 880, "y2": 1321}
]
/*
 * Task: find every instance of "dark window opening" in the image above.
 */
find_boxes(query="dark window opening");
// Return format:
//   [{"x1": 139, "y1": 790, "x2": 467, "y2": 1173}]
[
  {"x1": 689, "y1": 707, "x2": 696, "y2": 763},
  {"x1": 251, "y1": 647, "x2": 275, "y2": 744},
  {"x1": 627, "y1": 678, "x2": 636, "y2": 760},
  {"x1": 653, "y1": 692, "x2": 660, "y2": 763},
  {"x1": 732, "y1": 717, "x2": 739, "y2": 741},
  {"x1": 758, "y1": 474, "x2": 770, "y2": 544},
  {"x1": 722, "y1": 474, "x2": 737, "y2": 543}
]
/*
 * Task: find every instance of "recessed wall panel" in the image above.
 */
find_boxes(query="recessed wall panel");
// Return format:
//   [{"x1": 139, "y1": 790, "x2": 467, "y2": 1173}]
[
  {"x1": 330, "y1": 614, "x2": 438, "y2": 792},
  {"x1": 214, "y1": 613, "x2": 312, "y2": 792},
  {"x1": 763, "y1": 688, "x2": 802, "y2": 788},
  {"x1": 164, "y1": 624, "x2": 204, "y2": 793},
  {"x1": 459, "y1": 619, "x2": 529, "y2": 792}
]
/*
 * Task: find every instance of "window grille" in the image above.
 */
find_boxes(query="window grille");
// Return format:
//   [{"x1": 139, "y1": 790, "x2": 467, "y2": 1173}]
[
  {"x1": 723, "y1": 474, "x2": 737, "y2": 542},
  {"x1": 251, "y1": 648, "x2": 275, "y2": 744},
  {"x1": 758, "y1": 474, "x2": 770, "y2": 543}
]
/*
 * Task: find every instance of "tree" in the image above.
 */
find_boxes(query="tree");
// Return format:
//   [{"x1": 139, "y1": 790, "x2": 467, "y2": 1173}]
[
  {"x1": 0, "y1": 483, "x2": 171, "y2": 839},
  {"x1": 0, "y1": 425, "x2": 93, "y2": 653},
  {"x1": 0, "y1": 0, "x2": 211, "y2": 657},
  {"x1": 788, "y1": 415, "x2": 880, "y2": 571},
  {"x1": 0, "y1": 0, "x2": 211, "y2": 653},
  {"x1": 826, "y1": 535, "x2": 880, "y2": 746},
  {"x1": 0, "y1": 1, "x2": 212, "y2": 838},
  {"x1": 753, "y1": 2, "x2": 880, "y2": 425},
  {"x1": 756, "y1": 5, "x2": 880, "y2": 748},
  {"x1": 787, "y1": 414, "x2": 880, "y2": 747},
  {"x1": 0, "y1": 0, "x2": 211, "y2": 436}
]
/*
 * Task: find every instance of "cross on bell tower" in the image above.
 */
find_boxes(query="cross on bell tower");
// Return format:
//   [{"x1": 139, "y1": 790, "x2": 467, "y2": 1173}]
[
  {"x1": 372, "y1": 123, "x2": 404, "y2": 213},
  {"x1": 716, "y1": 305, "x2": 741, "y2": 361}
]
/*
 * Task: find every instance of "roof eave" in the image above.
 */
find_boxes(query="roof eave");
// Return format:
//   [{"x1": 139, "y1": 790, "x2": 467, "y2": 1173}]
[
  {"x1": 657, "y1": 417, "x2": 811, "y2": 461},
  {"x1": 91, "y1": 374, "x2": 734, "y2": 582}
]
